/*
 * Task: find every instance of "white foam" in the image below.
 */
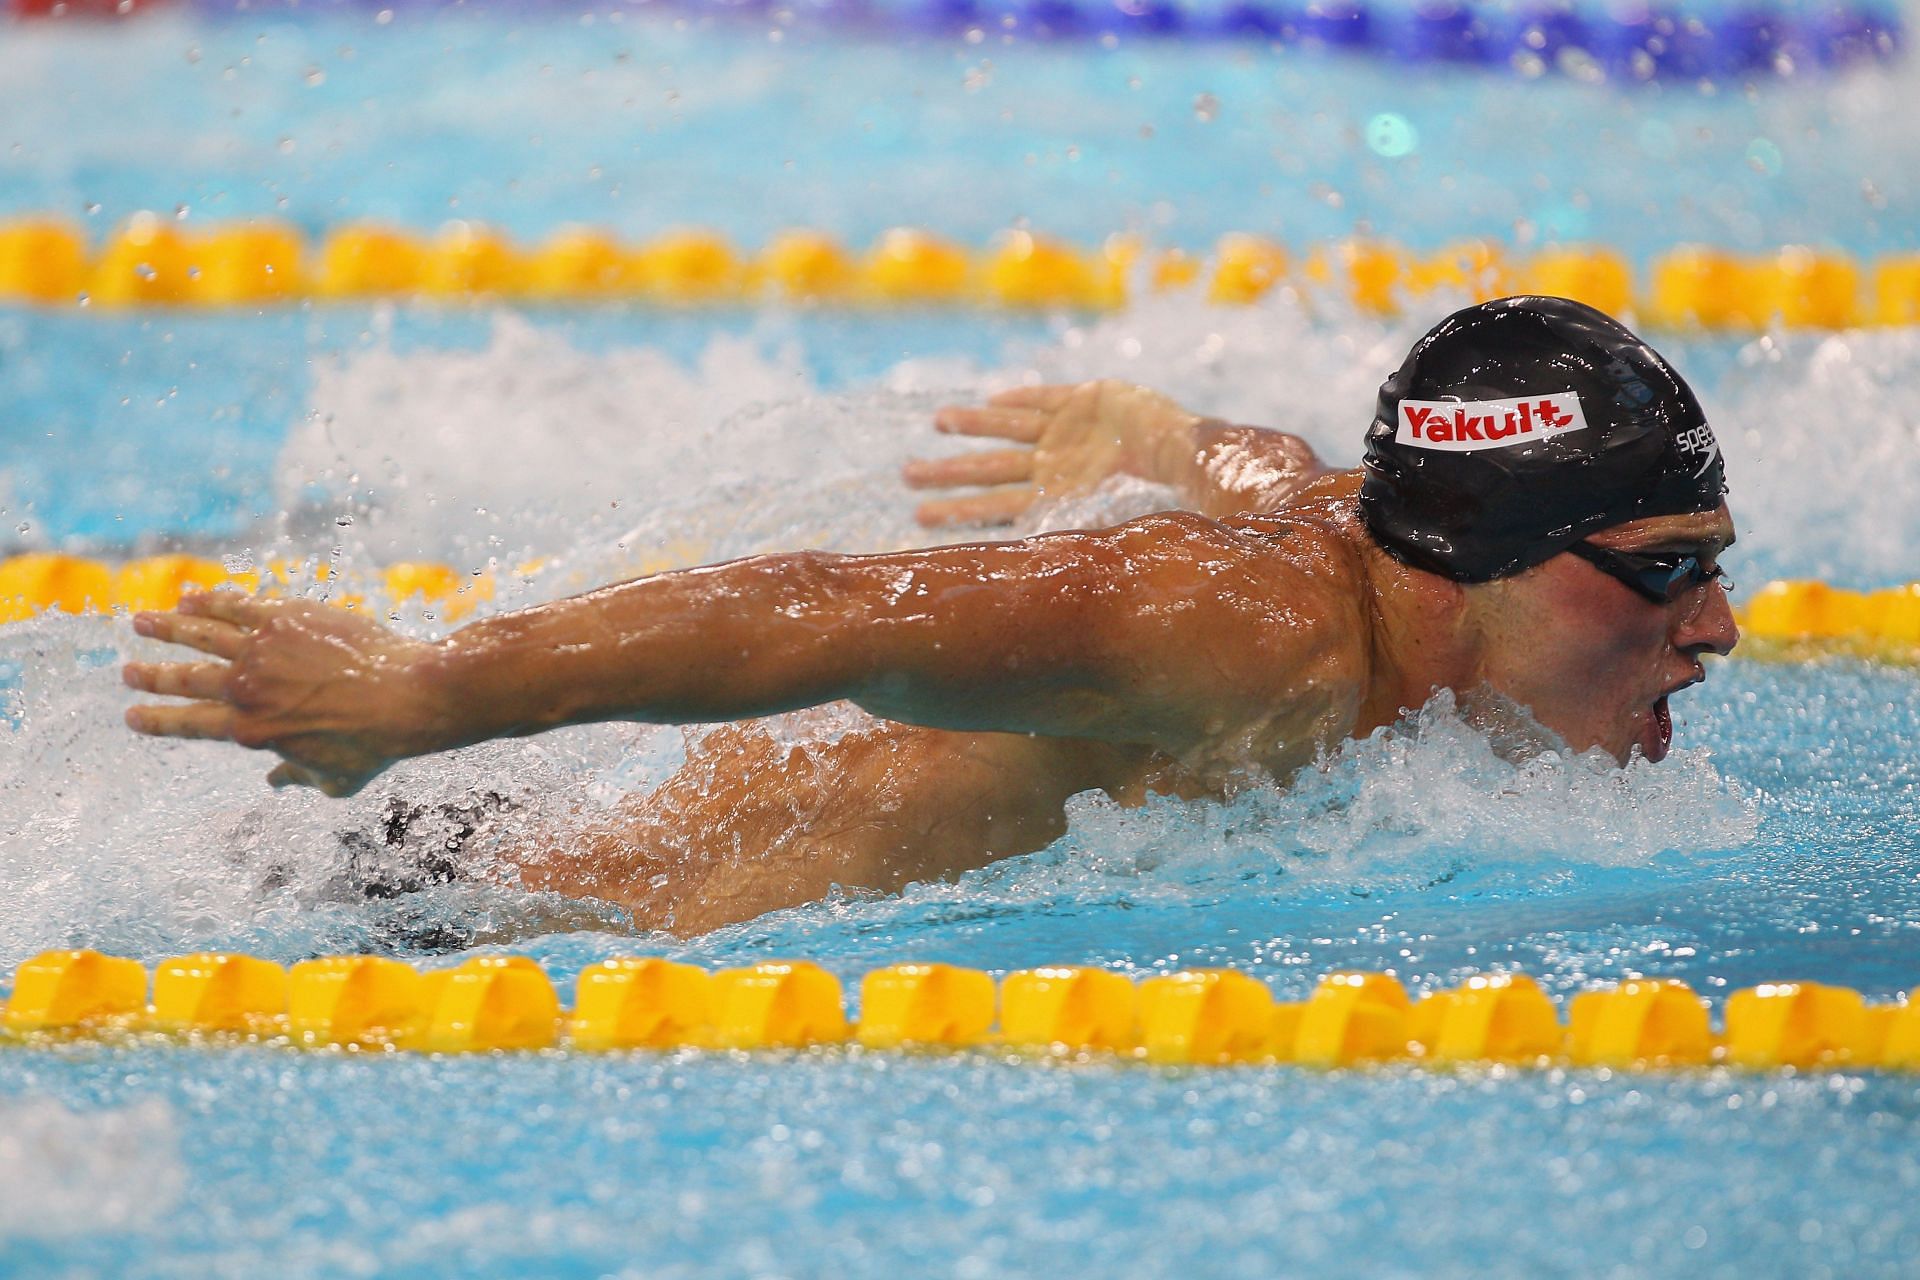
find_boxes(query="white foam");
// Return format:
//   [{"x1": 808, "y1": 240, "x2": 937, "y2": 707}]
[
  {"x1": 0, "y1": 1098, "x2": 184, "y2": 1237},
  {"x1": 1714, "y1": 328, "x2": 1920, "y2": 586},
  {"x1": 269, "y1": 291, "x2": 1920, "y2": 590},
  {"x1": 282, "y1": 314, "x2": 817, "y2": 566},
  {"x1": 869, "y1": 688, "x2": 1758, "y2": 918}
]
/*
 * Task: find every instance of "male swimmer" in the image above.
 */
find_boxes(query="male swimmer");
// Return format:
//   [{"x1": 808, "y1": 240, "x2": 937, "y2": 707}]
[{"x1": 122, "y1": 296, "x2": 1738, "y2": 935}]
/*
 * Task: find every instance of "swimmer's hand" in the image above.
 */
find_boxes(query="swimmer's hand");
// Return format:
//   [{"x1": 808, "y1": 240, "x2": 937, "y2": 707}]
[
  {"x1": 121, "y1": 592, "x2": 450, "y2": 798},
  {"x1": 903, "y1": 380, "x2": 1202, "y2": 527}
]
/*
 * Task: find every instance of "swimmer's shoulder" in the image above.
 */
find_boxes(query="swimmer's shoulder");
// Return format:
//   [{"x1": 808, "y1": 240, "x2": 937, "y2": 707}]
[
  {"x1": 1078, "y1": 494, "x2": 1371, "y2": 650},
  {"x1": 1066, "y1": 476, "x2": 1364, "y2": 582},
  {"x1": 1074, "y1": 491, "x2": 1373, "y2": 752},
  {"x1": 1215, "y1": 472, "x2": 1370, "y2": 579}
]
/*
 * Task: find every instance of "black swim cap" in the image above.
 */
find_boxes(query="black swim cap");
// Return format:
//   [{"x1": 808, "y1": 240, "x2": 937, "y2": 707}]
[{"x1": 1359, "y1": 295, "x2": 1726, "y2": 583}]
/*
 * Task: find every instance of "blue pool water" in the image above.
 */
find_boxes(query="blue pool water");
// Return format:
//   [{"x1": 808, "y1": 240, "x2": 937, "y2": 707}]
[{"x1": 2, "y1": 8, "x2": 1920, "y2": 1278}]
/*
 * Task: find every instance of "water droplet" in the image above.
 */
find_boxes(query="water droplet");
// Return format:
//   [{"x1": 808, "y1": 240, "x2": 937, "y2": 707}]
[
  {"x1": 1365, "y1": 113, "x2": 1418, "y2": 158},
  {"x1": 335, "y1": 515, "x2": 354, "y2": 527},
  {"x1": 1193, "y1": 92, "x2": 1218, "y2": 123},
  {"x1": 304, "y1": 66, "x2": 326, "y2": 87},
  {"x1": 1745, "y1": 137, "x2": 1783, "y2": 176}
]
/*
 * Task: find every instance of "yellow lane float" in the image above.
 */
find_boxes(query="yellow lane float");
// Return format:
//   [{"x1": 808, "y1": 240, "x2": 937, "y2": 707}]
[
  {"x1": 569, "y1": 958, "x2": 715, "y2": 1051},
  {"x1": 999, "y1": 965, "x2": 1138, "y2": 1054},
  {"x1": 1723, "y1": 981, "x2": 1872, "y2": 1069},
  {"x1": 7, "y1": 215, "x2": 1915, "y2": 328},
  {"x1": 1567, "y1": 979, "x2": 1713, "y2": 1067},
  {"x1": 414, "y1": 955, "x2": 560, "y2": 1053},
  {"x1": 710, "y1": 961, "x2": 849, "y2": 1049},
  {"x1": 150, "y1": 953, "x2": 289, "y2": 1034},
  {"x1": 0, "y1": 553, "x2": 493, "y2": 623},
  {"x1": 757, "y1": 228, "x2": 860, "y2": 301},
  {"x1": 2, "y1": 950, "x2": 148, "y2": 1032},
  {"x1": 857, "y1": 963, "x2": 997, "y2": 1050},
  {"x1": 1409, "y1": 972, "x2": 1562, "y2": 1064},
  {"x1": 289, "y1": 955, "x2": 431, "y2": 1048},
  {"x1": 1138, "y1": 968, "x2": 1274, "y2": 1065},
  {"x1": 4, "y1": 951, "x2": 1916, "y2": 1070},
  {"x1": 0, "y1": 218, "x2": 88, "y2": 303},
  {"x1": 316, "y1": 223, "x2": 427, "y2": 298},
  {"x1": 1284, "y1": 970, "x2": 1413, "y2": 1066}
]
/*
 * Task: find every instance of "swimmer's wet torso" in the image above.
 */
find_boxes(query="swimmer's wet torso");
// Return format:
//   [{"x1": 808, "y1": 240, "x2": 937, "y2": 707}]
[{"x1": 122, "y1": 297, "x2": 1740, "y2": 935}]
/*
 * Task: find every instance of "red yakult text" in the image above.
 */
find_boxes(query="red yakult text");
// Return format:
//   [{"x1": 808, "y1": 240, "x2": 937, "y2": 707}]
[{"x1": 1395, "y1": 393, "x2": 1590, "y2": 453}]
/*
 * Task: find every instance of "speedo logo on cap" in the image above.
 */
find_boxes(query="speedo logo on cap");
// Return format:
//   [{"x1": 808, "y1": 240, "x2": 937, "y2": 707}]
[{"x1": 1395, "y1": 393, "x2": 1590, "y2": 453}]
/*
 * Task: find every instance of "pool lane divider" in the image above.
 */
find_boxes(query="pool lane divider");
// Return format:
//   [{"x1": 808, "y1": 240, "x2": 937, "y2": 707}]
[
  {"x1": 9, "y1": 0, "x2": 1901, "y2": 83},
  {"x1": 3, "y1": 950, "x2": 1916, "y2": 1070},
  {"x1": 0, "y1": 553, "x2": 496, "y2": 624},
  {"x1": 4, "y1": 215, "x2": 1920, "y2": 332},
  {"x1": 3, "y1": 553, "x2": 1917, "y2": 660}
]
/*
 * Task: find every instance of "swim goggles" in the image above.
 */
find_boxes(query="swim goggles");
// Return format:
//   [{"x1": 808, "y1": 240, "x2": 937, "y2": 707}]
[{"x1": 1566, "y1": 541, "x2": 1731, "y2": 605}]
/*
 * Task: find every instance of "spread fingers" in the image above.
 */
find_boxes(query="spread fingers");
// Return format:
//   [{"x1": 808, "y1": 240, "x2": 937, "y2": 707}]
[
  {"x1": 932, "y1": 406, "x2": 1046, "y2": 442},
  {"x1": 131, "y1": 611, "x2": 250, "y2": 659},
  {"x1": 122, "y1": 660, "x2": 231, "y2": 701},
  {"x1": 901, "y1": 448, "x2": 1036, "y2": 490},
  {"x1": 913, "y1": 486, "x2": 1037, "y2": 528},
  {"x1": 985, "y1": 384, "x2": 1078, "y2": 412},
  {"x1": 124, "y1": 701, "x2": 238, "y2": 741},
  {"x1": 176, "y1": 589, "x2": 277, "y2": 627}
]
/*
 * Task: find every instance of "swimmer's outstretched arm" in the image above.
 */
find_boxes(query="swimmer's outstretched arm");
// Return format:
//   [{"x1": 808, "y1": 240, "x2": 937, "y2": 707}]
[
  {"x1": 124, "y1": 510, "x2": 1359, "y2": 798},
  {"x1": 904, "y1": 380, "x2": 1333, "y2": 526}
]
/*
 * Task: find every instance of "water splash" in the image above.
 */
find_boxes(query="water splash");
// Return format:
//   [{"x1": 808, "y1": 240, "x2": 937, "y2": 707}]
[
  {"x1": 0, "y1": 1099, "x2": 183, "y2": 1238},
  {"x1": 1713, "y1": 328, "x2": 1920, "y2": 588},
  {"x1": 273, "y1": 294, "x2": 1920, "y2": 596},
  {"x1": 883, "y1": 688, "x2": 1757, "y2": 915}
]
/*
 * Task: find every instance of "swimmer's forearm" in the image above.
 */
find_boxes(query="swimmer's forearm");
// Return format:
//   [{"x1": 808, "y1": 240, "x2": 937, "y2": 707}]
[
  {"x1": 420, "y1": 534, "x2": 1156, "y2": 749},
  {"x1": 1176, "y1": 421, "x2": 1332, "y2": 518},
  {"x1": 423, "y1": 553, "x2": 866, "y2": 746}
]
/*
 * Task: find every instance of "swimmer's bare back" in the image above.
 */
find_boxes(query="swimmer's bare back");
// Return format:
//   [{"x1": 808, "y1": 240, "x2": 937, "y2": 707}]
[
  {"x1": 124, "y1": 383, "x2": 1395, "y2": 934},
  {"x1": 512, "y1": 723, "x2": 1159, "y2": 934}
]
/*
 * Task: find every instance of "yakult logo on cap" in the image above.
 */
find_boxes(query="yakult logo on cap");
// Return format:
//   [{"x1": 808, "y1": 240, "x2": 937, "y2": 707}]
[{"x1": 1396, "y1": 393, "x2": 1590, "y2": 453}]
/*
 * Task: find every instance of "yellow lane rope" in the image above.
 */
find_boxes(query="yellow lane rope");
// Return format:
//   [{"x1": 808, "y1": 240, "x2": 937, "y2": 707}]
[
  {"x1": 2, "y1": 214, "x2": 1917, "y2": 328},
  {"x1": 2, "y1": 552, "x2": 1915, "y2": 656},
  {"x1": 1, "y1": 951, "x2": 1911, "y2": 1069}
]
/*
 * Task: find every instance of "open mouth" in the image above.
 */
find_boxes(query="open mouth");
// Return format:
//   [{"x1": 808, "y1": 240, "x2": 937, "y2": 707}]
[
  {"x1": 1650, "y1": 695, "x2": 1673, "y2": 761},
  {"x1": 1644, "y1": 667, "x2": 1706, "y2": 762}
]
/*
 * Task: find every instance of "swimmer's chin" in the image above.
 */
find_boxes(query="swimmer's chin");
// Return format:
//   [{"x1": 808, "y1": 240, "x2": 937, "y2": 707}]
[
  {"x1": 1454, "y1": 685, "x2": 1675, "y2": 770},
  {"x1": 1452, "y1": 685, "x2": 1570, "y2": 763}
]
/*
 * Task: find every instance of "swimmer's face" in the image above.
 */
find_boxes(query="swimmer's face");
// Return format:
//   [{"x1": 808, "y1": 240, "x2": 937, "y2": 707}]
[{"x1": 1468, "y1": 505, "x2": 1739, "y2": 764}]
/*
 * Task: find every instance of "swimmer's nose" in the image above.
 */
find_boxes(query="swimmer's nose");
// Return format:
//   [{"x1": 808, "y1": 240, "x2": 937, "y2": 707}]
[{"x1": 1674, "y1": 580, "x2": 1739, "y2": 657}]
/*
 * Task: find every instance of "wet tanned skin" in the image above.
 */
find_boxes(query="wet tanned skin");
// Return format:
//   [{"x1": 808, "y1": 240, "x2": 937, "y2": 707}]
[{"x1": 121, "y1": 381, "x2": 1739, "y2": 935}]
